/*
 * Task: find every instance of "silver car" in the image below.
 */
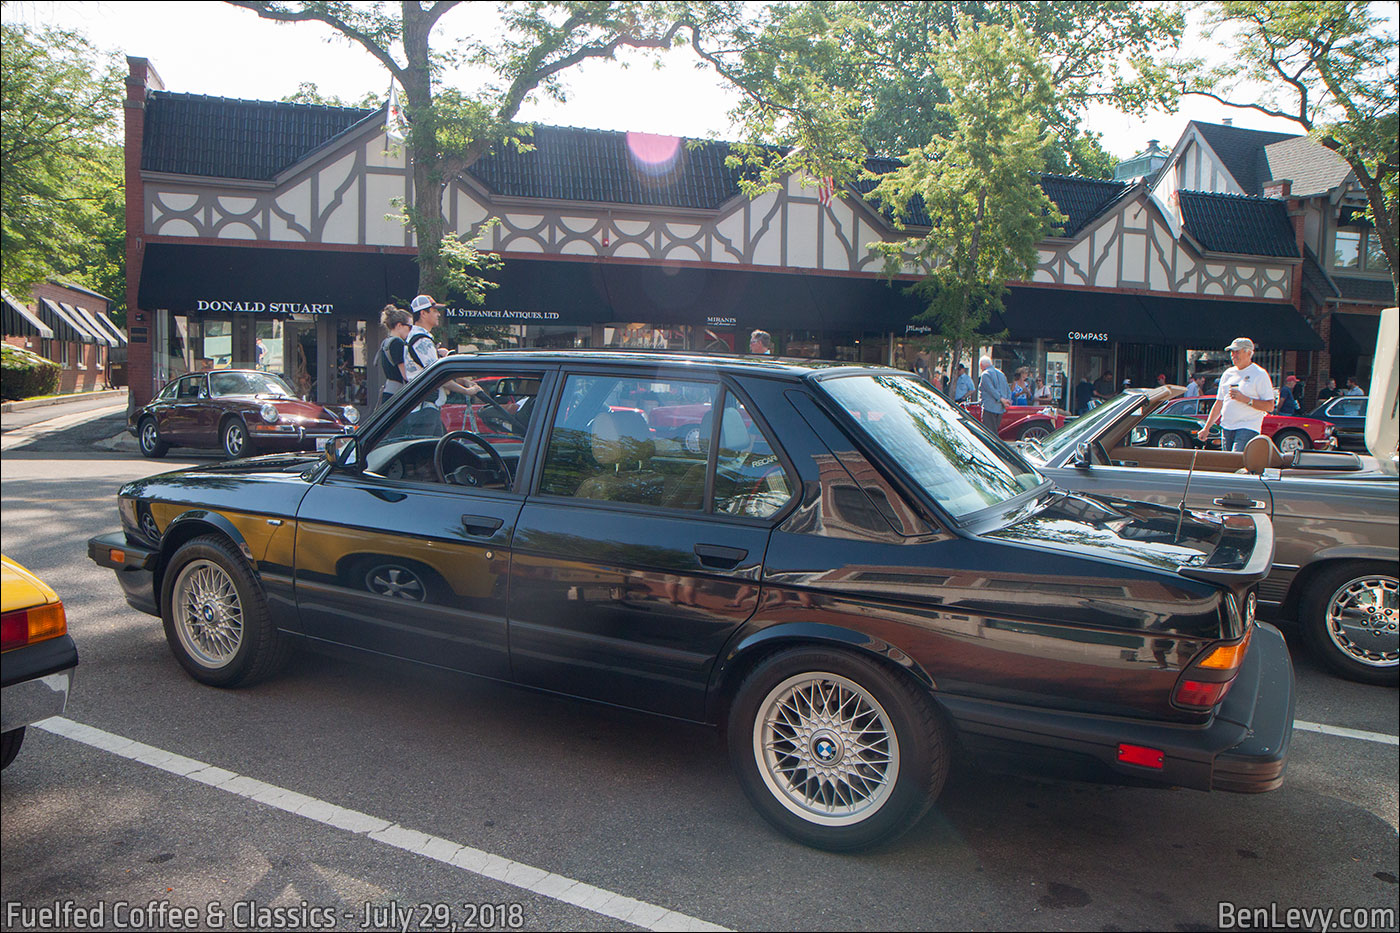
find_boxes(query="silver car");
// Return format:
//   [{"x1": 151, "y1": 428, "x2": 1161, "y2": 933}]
[{"x1": 1019, "y1": 387, "x2": 1398, "y2": 685}]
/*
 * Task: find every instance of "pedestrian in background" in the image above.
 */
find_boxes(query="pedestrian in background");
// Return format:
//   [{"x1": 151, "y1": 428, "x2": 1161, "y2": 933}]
[
  {"x1": 376, "y1": 304, "x2": 412, "y2": 407},
  {"x1": 953, "y1": 363, "x2": 976, "y2": 402},
  {"x1": 1199, "y1": 337, "x2": 1274, "y2": 452},
  {"x1": 978, "y1": 356, "x2": 1011, "y2": 435},
  {"x1": 1344, "y1": 376, "x2": 1365, "y2": 397},
  {"x1": 1277, "y1": 374, "x2": 1300, "y2": 416},
  {"x1": 1317, "y1": 377, "x2": 1340, "y2": 401},
  {"x1": 749, "y1": 330, "x2": 773, "y2": 355},
  {"x1": 1184, "y1": 373, "x2": 1206, "y2": 398}
]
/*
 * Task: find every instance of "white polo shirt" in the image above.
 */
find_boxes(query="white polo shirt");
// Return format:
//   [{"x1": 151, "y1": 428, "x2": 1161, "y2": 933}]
[{"x1": 1217, "y1": 362, "x2": 1273, "y2": 431}]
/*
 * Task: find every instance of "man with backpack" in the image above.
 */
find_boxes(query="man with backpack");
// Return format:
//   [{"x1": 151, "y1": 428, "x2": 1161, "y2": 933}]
[{"x1": 403, "y1": 294, "x2": 482, "y2": 435}]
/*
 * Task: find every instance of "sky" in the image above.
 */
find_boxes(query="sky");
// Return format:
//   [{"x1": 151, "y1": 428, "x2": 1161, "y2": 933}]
[{"x1": 5, "y1": 1, "x2": 1392, "y2": 161}]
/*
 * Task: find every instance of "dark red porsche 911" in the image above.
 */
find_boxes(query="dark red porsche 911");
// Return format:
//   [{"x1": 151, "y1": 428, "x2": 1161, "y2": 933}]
[{"x1": 130, "y1": 370, "x2": 359, "y2": 460}]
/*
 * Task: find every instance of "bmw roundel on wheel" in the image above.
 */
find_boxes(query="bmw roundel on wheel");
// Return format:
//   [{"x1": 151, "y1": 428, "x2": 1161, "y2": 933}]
[{"x1": 90, "y1": 351, "x2": 1296, "y2": 850}]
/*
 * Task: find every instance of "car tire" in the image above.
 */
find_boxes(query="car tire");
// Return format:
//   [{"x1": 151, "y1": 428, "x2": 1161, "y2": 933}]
[
  {"x1": 1273, "y1": 429, "x2": 1310, "y2": 455},
  {"x1": 1300, "y1": 563, "x2": 1398, "y2": 685},
  {"x1": 1153, "y1": 430, "x2": 1190, "y2": 449},
  {"x1": 1017, "y1": 422, "x2": 1051, "y2": 441},
  {"x1": 139, "y1": 418, "x2": 170, "y2": 458},
  {"x1": 221, "y1": 418, "x2": 251, "y2": 460},
  {"x1": 727, "y1": 647, "x2": 949, "y2": 851},
  {"x1": 161, "y1": 534, "x2": 290, "y2": 687},
  {"x1": 0, "y1": 727, "x2": 24, "y2": 769}
]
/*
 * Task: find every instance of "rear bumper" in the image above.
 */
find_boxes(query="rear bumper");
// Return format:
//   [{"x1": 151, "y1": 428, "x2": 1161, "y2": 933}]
[
  {"x1": 941, "y1": 622, "x2": 1294, "y2": 794},
  {"x1": 1, "y1": 635, "x2": 77, "y2": 732},
  {"x1": 88, "y1": 531, "x2": 160, "y2": 617}
]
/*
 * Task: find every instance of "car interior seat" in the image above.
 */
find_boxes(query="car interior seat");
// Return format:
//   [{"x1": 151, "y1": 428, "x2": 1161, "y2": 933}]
[
  {"x1": 1241, "y1": 434, "x2": 1284, "y2": 474},
  {"x1": 574, "y1": 410, "x2": 666, "y2": 503}
]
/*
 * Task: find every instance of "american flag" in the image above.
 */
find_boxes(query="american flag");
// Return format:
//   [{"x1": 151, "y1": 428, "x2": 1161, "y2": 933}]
[
  {"x1": 385, "y1": 81, "x2": 408, "y2": 143},
  {"x1": 818, "y1": 176, "x2": 835, "y2": 206}
]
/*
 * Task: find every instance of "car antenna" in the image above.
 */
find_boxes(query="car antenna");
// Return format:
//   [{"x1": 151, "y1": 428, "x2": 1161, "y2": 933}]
[{"x1": 1174, "y1": 448, "x2": 1200, "y2": 544}]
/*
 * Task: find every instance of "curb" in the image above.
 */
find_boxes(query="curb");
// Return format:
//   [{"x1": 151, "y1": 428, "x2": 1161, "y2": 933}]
[{"x1": 1, "y1": 388, "x2": 128, "y2": 413}]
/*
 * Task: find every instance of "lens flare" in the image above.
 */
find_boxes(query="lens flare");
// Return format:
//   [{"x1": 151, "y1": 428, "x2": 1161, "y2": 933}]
[{"x1": 626, "y1": 132, "x2": 682, "y2": 178}]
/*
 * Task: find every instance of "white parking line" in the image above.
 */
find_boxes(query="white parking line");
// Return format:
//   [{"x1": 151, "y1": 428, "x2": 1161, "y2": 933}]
[
  {"x1": 36, "y1": 717, "x2": 729, "y2": 933},
  {"x1": 1294, "y1": 720, "x2": 1399, "y2": 746}
]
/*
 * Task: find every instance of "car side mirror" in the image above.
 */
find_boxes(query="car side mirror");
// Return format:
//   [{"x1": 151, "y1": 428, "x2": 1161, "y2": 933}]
[
  {"x1": 1129, "y1": 427, "x2": 1148, "y2": 446},
  {"x1": 323, "y1": 436, "x2": 358, "y2": 470},
  {"x1": 1073, "y1": 442, "x2": 1093, "y2": 469}
]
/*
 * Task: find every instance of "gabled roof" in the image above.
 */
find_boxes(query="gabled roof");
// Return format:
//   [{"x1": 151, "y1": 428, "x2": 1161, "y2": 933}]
[
  {"x1": 1178, "y1": 191, "x2": 1298, "y2": 257},
  {"x1": 142, "y1": 92, "x2": 377, "y2": 180},
  {"x1": 1037, "y1": 175, "x2": 1128, "y2": 236},
  {"x1": 1188, "y1": 121, "x2": 1299, "y2": 195},
  {"x1": 1261, "y1": 136, "x2": 1352, "y2": 198},
  {"x1": 1301, "y1": 244, "x2": 1341, "y2": 304},
  {"x1": 467, "y1": 125, "x2": 745, "y2": 210}
]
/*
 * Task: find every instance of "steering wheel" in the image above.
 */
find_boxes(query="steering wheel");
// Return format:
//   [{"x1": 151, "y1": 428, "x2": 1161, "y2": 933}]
[{"x1": 434, "y1": 430, "x2": 511, "y2": 487}]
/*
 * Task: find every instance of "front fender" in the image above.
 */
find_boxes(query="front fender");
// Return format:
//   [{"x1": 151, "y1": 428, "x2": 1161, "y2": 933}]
[{"x1": 162, "y1": 509, "x2": 257, "y2": 566}]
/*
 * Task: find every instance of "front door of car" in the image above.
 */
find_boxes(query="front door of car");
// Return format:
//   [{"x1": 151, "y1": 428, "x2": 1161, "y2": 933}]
[
  {"x1": 1048, "y1": 461, "x2": 1273, "y2": 520},
  {"x1": 508, "y1": 373, "x2": 795, "y2": 720},
  {"x1": 290, "y1": 365, "x2": 552, "y2": 679},
  {"x1": 164, "y1": 374, "x2": 209, "y2": 444}
]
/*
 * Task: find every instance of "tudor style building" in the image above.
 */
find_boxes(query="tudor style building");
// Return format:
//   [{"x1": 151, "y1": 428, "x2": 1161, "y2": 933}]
[{"x1": 123, "y1": 56, "x2": 1334, "y2": 412}]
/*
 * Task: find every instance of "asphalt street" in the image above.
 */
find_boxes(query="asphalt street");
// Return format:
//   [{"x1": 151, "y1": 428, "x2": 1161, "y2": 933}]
[{"x1": 1, "y1": 399, "x2": 1396, "y2": 932}]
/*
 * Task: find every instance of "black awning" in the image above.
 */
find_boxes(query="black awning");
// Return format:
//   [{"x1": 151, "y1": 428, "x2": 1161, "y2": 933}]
[
  {"x1": 1329, "y1": 312, "x2": 1380, "y2": 357},
  {"x1": 1139, "y1": 296, "x2": 1323, "y2": 350},
  {"x1": 63, "y1": 302, "x2": 116, "y2": 347},
  {"x1": 138, "y1": 243, "x2": 420, "y2": 315},
  {"x1": 998, "y1": 287, "x2": 1168, "y2": 344},
  {"x1": 2, "y1": 292, "x2": 53, "y2": 338}
]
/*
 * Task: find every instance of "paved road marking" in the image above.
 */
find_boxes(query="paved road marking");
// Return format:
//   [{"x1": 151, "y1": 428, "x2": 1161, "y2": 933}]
[
  {"x1": 36, "y1": 717, "x2": 729, "y2": 933},
  {"x1": 1293, "y1": 719, "x2": 1399, "y2": 746}
]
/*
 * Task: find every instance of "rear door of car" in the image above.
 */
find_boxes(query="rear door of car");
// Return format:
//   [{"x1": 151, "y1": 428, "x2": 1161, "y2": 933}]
[{"x1": 507, "y1": 367, "x2": 796, "y2": 719}]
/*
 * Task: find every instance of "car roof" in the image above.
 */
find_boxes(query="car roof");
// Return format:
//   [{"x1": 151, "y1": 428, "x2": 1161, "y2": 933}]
[{"x1": 440, "y1": 349, "x2": 880, "y2": 377}]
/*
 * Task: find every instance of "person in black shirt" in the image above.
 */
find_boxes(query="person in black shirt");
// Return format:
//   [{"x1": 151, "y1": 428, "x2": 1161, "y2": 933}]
[
  {"x1": 1074, "y1": 376, "x2": 1096, "y2": 414},
  {"x1": 377, "y1": 305, "x2": 412, "y2": 407}
]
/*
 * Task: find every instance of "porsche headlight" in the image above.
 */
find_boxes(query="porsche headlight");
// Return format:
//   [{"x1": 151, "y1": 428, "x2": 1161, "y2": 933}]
[
  {"x1": 260, "y1": 403, "x2": 279, "y2": 424},
  {"x1": 341, "y1": 405, "x2": 360, "y2": 425}
]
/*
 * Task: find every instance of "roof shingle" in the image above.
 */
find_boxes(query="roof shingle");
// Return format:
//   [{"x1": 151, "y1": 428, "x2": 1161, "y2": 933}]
[
  {"x1": 1190, "y1": 121, "x2": 1300, "y2": 195},
  {"x1": 1179, "y1": 191, "x2": 1298, "y2": 257}
]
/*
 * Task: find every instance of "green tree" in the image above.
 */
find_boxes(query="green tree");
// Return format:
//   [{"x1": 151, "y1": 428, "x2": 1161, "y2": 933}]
[
  {"x1": 692, "y1": 1, "x2": 1183, "y2": 186},
  {"x1": 281, "y1": 81, "x2": 385, "y2": 109},
  {"x1": 228, "y1": 1, "x2": 735, "y2": 302},
  {"x1": 865, "y1": 17, "x2": 1066, "y2": 367},
  {"x1": 0, "y1": 22, "x2": 124, "y2": 303},
  {"x1": 1182, "y1": 1, "x2": 1398, "y2": 299}
]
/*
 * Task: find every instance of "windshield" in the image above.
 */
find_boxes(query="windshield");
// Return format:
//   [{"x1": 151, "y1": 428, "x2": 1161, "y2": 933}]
[
  {"x1": 209, "y1": 372, "x2": 296, "y2": 398},
  {"x1": 819, "y1": 373, "x2": 1045, "y2": 519},
  {"x1": 1033, "y1": 393, "x2": 1146, "y2": 463}
]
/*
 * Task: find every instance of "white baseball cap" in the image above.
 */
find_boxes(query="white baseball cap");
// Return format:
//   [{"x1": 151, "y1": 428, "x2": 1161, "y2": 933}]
[
  {"x1": 410, "y1": 294, "x2": 444, "y2": 313},
  {"x1": 1224, "y1": 337, "x2": 1255, "y2": 352}
]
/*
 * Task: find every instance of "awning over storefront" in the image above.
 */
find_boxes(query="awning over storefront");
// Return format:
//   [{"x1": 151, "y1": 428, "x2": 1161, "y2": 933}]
[
  {"x1": 2, "y1": 292, "x2": 54, "y2": 338},
  {"x1": 91, "y1": 309, "x2": 128, "y2": 345},
  {"x1": 996, "y1": 287, "x2": 1169, "y2": 344},
  {"x1": 39, "y1": 298, "x2": 99, "y2": 343},
  {"x1": 1138, "y1": 295, "x2": 1323, "y2": 350},
  {"x1": 1329, "y1": 311, "x2": 1380, "y2": 359},
  {"x1": 63, "y1": 302, "x2": 116, "y2": 347}
]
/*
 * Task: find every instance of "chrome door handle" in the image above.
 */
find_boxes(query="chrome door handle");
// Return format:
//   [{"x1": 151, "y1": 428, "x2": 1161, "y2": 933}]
[{"x1": 1213, "y1": 497, "x2": 1266, "y2": 510}]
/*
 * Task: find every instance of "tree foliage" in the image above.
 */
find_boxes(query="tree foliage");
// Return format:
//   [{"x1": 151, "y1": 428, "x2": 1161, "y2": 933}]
[
  {"x1": 1182, "y1": 1, "x2": 1398, "y2": 298},
  {"x1": 867, "y1": 17, "x2": 1066, "y2": 365},
  {"x1": 691, "y1": 0, "x2": 1184, "y2": 188},
  {"x1": 229, "y1": 1, "x2": 737, "y2": 303},
  {"x1": 0, "y1": 21, "x2": 124, "y2": 310}
]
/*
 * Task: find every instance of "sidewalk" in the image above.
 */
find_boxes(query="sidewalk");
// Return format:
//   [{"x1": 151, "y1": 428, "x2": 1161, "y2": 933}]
[{"x1": 0, "y1": 387, "x2": 127, "y2": 414}]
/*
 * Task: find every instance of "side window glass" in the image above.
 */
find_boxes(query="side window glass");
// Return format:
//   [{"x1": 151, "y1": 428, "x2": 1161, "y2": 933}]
[
  {"x1": 362, "y1": 370, "x2": 543, "y2": 489},
  {"x1": 539, "y1": 375, "x2": 716, "y2": 509},
  {"x1": 713, "y1": 394, "x2": 792, "y2": 519}
]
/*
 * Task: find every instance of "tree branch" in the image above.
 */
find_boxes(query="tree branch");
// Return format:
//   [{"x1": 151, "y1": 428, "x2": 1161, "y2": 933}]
[
  {"x1": 1182, "y1": 89, "x2": 1304, "y2": 125},
  {"x1": 224, "y1": 1, "x2": 408, "y2": 81}
]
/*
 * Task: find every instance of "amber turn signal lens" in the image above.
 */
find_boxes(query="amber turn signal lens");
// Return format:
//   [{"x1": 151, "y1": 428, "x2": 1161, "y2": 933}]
[
  {"x1": 1198, "y1": 626, "x2": 1253, "y2": 670},
  {"x1": 109, "y1": 548, "x2": 126, "y2": 564},
  {"x1": 0, "y1": 601, "x2": 67, "y2": 652}
]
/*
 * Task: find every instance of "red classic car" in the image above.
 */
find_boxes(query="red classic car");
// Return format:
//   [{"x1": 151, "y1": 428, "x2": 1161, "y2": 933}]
[
  {"x1": 1155, "y1": 396, "x2": 1334, "y2": 454},
  {"x1": 961, "y1": 402, "x2": 1071, "y2": 441},
  {"x1": 131, "y1": 370, "x2": 359, "y2": 459}
]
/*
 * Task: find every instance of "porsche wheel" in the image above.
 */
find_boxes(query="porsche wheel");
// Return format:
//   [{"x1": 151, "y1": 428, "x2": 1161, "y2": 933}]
[
  {"x1": 221, "y1": 418, "x2": 251, "y2": 460},
  {"x1": 139, "y1": 418, "x2": 169, "y2": 458}
]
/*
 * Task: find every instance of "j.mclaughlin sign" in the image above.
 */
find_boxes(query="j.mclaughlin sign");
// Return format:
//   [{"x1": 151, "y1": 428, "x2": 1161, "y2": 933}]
[{"x1": 194, "y1": 300, "x2": 335, "y2": 314}]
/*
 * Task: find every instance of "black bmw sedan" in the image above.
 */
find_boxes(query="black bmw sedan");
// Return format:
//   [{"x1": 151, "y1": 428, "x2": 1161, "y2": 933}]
[{"x1": 90, "y1": 351, "x2": 1293, "y2": 850}]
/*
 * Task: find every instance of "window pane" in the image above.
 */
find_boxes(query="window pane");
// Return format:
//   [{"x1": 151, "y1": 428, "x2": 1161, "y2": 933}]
[
  {"x1": 713, "y1": 394, "x2": 792, "y2": 519},
  {"x1": 1364, "y1": 232, "x2": 1388, "y2": 272},
  {"x1": 538, "y1": 375, "x2": 716, "y2": 509},
  {"x1": 1333, "y1": 230, "x2": 1361, "y2": 268}
]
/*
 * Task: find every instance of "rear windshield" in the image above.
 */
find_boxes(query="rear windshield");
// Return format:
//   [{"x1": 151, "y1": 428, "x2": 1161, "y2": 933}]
[{"x1": 818, "y1": 373, "x2": 1045, "y2": 519}]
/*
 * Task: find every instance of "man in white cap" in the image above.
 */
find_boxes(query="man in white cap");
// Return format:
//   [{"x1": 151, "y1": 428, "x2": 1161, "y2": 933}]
[
  {"x1": 403, "y1": 294, "x2": 480, "y2": 434},
  {"x1": 1199, "y1": 337, "x2": 1274, "y2": 452}
]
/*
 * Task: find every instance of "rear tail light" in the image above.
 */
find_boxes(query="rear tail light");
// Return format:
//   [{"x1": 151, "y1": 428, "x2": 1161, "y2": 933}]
[
  {"x1": 0, "y1": 601, "x2": 68, "y2": 652},
  {"x1": 1173, "y1": 624, "x2": 1253, "y2": 711}
]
